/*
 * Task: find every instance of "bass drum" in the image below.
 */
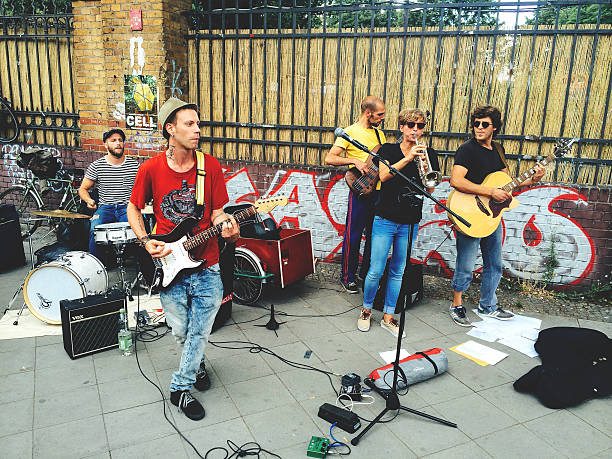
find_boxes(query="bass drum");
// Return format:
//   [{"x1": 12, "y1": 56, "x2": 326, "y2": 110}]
[{"x1": 23, "y1": 251, "x2": 108, "y2": 324}]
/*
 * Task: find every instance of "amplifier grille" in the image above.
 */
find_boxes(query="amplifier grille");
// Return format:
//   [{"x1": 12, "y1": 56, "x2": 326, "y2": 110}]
[{"x1": 70, "y1": 312, "x2": 119, "y2": 357}]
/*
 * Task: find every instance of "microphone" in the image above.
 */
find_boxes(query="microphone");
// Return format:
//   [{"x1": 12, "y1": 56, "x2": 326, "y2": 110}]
[{"x1": 334, "y1": 127, "x2": 372, "y2": 154}]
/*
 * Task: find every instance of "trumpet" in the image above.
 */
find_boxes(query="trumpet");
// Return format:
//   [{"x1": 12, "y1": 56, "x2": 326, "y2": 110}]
[{"x1": 413, "y1": 134, "x2": 442, "y2": 188}]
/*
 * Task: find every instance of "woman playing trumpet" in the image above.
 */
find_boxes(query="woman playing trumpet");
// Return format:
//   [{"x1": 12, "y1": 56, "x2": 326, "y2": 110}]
[{"x1": 357, "y1": 108, "x2": 441, "y2": 337}]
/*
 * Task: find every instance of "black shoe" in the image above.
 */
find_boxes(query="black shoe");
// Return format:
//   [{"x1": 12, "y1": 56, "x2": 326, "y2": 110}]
[
  {"x1": 194, "y1": 363, "x2": 211, "y2": 391},
  {"x1": 169, "y1": 390, "x2": 205, "y2": 421},
  {"x1": 341, "y1": 281, "x2": 359, "y2": 294}
]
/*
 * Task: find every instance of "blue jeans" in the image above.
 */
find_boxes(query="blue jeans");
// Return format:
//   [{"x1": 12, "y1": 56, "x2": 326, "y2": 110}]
[
  {"x1": 451, "y1": 224, "x2": 503, "y2": 312},
  {"x1": 160, "y1": 264, "x2": 223, "y2": 392},
  {"x1": 341, "y1": 190, "x2": 377, "y2": 284},
  {"x1": 89, "y1": 204, "x2": 128, "y2": 259},
  {"x1": 362, "y1": 216, "x2": 419, "y2": 315}
]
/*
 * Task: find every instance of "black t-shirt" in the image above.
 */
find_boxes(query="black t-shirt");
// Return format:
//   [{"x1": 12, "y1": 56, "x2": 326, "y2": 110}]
[
  {"x1": 373, "y1": 143, "x2": 440, "y2": 225},
  {"x1": 453, "y1": 137, "x2": 505, "y2": 184}
]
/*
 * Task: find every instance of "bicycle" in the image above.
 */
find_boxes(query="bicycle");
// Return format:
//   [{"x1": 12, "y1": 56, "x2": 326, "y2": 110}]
[
  {"x1": 0, "y1": 95, "x2": 20, "y2": 143},
  {"x1": 0, "y1": 168, "x2": 83, "y2": 238}
]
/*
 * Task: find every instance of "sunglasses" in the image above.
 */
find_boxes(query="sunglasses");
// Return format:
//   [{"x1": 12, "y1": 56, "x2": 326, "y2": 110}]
[
  {"x1": 473, "y1": 121, "x2": 491, "y2": 128},
  {"x1": 404, "y1": 122, "x2": 426, "y2": 129}
]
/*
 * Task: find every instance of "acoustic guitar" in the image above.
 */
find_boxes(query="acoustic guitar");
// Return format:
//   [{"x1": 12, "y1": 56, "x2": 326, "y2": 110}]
[{"x1": 446, "y1": 138, "x2": 576, "y2": 238}]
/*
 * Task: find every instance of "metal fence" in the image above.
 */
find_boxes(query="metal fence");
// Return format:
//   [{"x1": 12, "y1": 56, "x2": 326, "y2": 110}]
[
  {"x1": 187, "y1": 0, "x2": 612, "y2": 186},
  {"x1": 0, "y1": 0, "x2": 78, "y2": 148}
]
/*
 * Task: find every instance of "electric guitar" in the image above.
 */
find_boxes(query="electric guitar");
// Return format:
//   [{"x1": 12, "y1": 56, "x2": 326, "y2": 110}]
[
  {"x1": 344, "y1": 145, "x2": 381, "y2": 196},
  {"x1": 143, "y1": 196, "x2": 288, "y2": 288},
  {"x1": 447, "y1": 138, "x2": 576, "y2": 238}
]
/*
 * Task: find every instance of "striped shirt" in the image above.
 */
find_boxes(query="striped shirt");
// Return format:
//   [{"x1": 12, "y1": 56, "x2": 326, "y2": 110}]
[{"x1": 85, "y1": 156, "x2": 140, "y2": 205}]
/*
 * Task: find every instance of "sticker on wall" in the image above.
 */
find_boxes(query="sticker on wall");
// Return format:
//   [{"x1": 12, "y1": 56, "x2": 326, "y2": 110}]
[{"x1": 124, "y1": 75, "x2": 158, "y2": 131}]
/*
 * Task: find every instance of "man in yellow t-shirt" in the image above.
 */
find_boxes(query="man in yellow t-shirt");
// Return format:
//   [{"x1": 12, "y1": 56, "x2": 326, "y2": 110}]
[{"x1": 325, "y1": 96, "x2": 386, "y2": 293}]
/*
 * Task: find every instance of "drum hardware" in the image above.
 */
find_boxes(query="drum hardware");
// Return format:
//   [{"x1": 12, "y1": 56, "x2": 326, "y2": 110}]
[
  {"x1": 94, "y1": 222, "x2": 138, "y2": 301},
  {"x1": 5, "y1": 216, "x2": 51, "y2": 326}
]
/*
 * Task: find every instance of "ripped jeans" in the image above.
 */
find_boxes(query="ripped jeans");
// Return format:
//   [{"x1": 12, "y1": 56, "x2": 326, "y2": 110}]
[{"x1": 160, "y1": 263, "x2": 223, "y2": 392}]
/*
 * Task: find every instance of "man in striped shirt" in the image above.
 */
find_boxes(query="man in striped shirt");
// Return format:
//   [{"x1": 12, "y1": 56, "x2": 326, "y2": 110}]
[{"x1": 78, "y1": 128, "x2": 140, "y2": 260}]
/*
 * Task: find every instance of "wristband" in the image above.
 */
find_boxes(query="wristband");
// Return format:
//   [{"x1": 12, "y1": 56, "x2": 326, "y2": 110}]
[{"x1": 139, "y1": 235, "x2": 151, "y2": 246}]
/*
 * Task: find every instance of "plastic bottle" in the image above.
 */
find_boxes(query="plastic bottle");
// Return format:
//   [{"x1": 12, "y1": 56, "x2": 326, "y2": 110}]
[{"x1": 118, "y1": 308, "x2": 133, "y2": 356}]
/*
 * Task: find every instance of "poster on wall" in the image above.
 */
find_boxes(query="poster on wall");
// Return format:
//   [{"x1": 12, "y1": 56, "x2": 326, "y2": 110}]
[{"x1": 124, "y1": 75, "x2": 158, "y2": 131}]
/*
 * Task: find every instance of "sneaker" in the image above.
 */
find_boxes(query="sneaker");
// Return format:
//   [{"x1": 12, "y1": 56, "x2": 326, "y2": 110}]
[
  {"x1": 380, "y1": 318, "x2": 406, "y2": 338},
  {"x1": 449, "y1": 305, "x2": 472, "y2": 327},
  {"x1": 357, "y1": 309, "x2": 371, "y2": 332},
  {"x1": 341, "y1": 281, "x2": 359, "y2": 294},
  {"x1": 169, "y1": 390, "x2": 205, "y2": 421},
  {"x1": 194, "y1": 363, "x2": 211, "y2": 391},
  {"x1": 477, "y1": 307, "x2": 515, "y2": 321}
]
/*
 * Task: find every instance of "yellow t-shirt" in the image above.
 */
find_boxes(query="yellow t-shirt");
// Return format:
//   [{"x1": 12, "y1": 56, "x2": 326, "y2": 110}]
[{"x1": 333, "y1": 123, "x2": 386, "y2": 163}]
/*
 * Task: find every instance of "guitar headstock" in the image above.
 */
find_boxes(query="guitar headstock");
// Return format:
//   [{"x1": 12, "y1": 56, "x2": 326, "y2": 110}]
[
  {"x1": 553, "y1": 138, "x2": 578, "y2": 157},
  {"x1": 253, "y1": 195, "x2": 289, "y2": 213}
]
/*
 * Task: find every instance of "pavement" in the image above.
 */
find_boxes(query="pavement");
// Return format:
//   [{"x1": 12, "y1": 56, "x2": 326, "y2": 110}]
[{"x1": 1, "y1": 230, "x2": 611, "y2": 459}]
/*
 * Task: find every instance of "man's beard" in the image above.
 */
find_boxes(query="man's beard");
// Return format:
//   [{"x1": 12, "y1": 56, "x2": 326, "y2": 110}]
[{"x1": 109, "y1": 147, "x2": 124, "y2": 158}]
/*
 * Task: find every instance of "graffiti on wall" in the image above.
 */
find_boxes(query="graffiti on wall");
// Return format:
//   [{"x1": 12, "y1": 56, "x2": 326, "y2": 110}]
[
  {"x1": 222, "y1": 166, "x2": 596, "y2": 286},
  {"x1": 1, "y1": 143, "x2": 67, "y2": 192}
]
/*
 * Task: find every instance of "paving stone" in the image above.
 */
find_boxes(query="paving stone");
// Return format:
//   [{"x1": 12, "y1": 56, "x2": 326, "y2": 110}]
[
  {"x1": 209, "y1": 352, "x2": 274, "y2": 385},
  {"x1": 182, "y1": 418, "x2": 255, "y2": 459},
  {"x1": 33, "y1": 415, "x2": 108, "y2": 459},
  {"x1": 448, "y1": 358, "x2": 515, "y2": 392},
  {"x1": 110, "y1": 434, "x2": 188, "y2": 459},
  {"x1": 258, "y1": 340, "x2": 324, "y2": 373},
  {"x1": 422, "y1": 440, "x2": 492, "y2": 458},
  {"x1": 478, "y1": 382, "x2": 556, "y2": 423},
  {"x1": 476, "y1": 424, "x2": 568, "y2": 459},
  {"x1": 98, "y1": 375, "x2": 162, "y2": 414},
  {"x1": 225, "y1": 374, "x2": 294, "y2": 416},
  {"x1": 243, "y1": 402, "x2": 321, "y2": 450},
  {"x1": 0, "y1": 398, "x2": 33, "y2": 437},
  {"x1": 34, "y1": 360, "x2": 96, "y2": 397},
  {"x1": 35, "y1": 342, "x2": 93, "y2": 370},
  {"x1": 34, "y1": 384, "x2": 101, "y2": 428},
  {"x1": 409, "y1": 372, "x2": 473, "y2": 405},
  {"x1": 0, "y1": 343, "x2": 35, "y2": 376},
  {"x1": 524, "y1": 410, "x2": 612, "y2": 458},
  {"x1": 0, "y1": 370, "x2": 34, "y2": 405},
  {"x1": 103, "y1": 401, "x2": 176, "y2": 450},
  {"x1": 433, "y1": 393, "x2": 517, "y2": 439},
  {"x1": 0, "y1": 430, "x2": 32, "y2": 459},
  {"x1": 568, "y1": 397, "x2": 612, "y2": 437}
]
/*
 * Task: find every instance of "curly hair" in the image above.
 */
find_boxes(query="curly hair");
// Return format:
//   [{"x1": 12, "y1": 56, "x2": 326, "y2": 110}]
[
  {"x1": 470, "y1": 105, "x2": 502, "y2": 136},
  {"x1": 398, "y1": 108, "x2": 428, "y2": 126}
]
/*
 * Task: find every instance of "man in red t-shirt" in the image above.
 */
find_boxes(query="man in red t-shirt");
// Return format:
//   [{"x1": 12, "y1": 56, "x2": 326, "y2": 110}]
[{"x1": 127, "y1": 97, "x2": 239, "y2": 421}]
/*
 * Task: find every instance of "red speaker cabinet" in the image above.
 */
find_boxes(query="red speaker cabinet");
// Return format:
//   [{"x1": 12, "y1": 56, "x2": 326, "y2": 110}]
[{"x1": 236, "y1": 228, "x2": 315, "y2": 288}]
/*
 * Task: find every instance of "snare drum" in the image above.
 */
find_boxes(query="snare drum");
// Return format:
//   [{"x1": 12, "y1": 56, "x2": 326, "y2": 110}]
[
  {"x1": 23, "y1": 251, "x2": 108, "y2": 324},
  {"x1": 94, "y1": 222, "x2": 136, "y2": 245}
]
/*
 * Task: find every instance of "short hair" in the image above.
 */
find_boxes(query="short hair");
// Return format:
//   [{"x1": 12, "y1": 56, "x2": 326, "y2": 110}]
[
  {"x1": 360, "y1": 96, "x2": 384, "y2": 114},
  {"x1": 164, "y1": 107, "x2": 199, "y2": 140},
  {"x1": 398, "y1": 109, "x2": 428, "y2": 126},
  {"x1": 470, "y1": 105, "x2": 503, "y2": 135}
]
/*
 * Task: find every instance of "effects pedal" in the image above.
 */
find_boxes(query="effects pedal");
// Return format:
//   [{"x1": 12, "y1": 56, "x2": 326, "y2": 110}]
[
  {"x1": 339, "y1": 372, "x2": 362, "y2": 401},
  {"x1": 307, "y1": 436, "x2": 330, "y2": 458}
]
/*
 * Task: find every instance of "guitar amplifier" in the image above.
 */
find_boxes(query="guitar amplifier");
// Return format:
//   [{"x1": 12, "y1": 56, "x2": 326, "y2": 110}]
[{"x1": 60, "y1": 289, "x2": 125, "y2": 359}]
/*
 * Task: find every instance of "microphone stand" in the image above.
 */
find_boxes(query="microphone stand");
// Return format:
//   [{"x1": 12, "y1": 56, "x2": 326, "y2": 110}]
[{"x1": 342, "y1": 139, "x2": 471, "y2": 446}]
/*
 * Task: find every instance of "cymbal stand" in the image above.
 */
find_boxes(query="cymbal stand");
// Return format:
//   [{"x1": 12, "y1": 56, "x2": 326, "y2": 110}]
[
  {"x1": 112, "y1": 242, "x2": 138, "y2": 302},
  {"x1": 5, "y1": 217, "x2": 44, "y2": 325}
]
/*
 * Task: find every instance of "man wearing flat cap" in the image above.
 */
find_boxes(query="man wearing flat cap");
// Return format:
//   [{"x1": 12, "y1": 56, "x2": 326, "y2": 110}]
[
  {"x1": 78, "y1": 128, "x2": 140, "y2": 260},
  {"x1": 127, "y1": 98, "x2": 239, "y2": 421}
]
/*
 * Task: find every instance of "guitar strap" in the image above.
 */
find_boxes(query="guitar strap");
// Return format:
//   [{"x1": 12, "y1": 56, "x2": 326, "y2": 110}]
[
  {"x1": 493, "y1": 141, "x2": 516, "y2": 180},
  {"x1": 194, "y1": 149, "x2": 206, "y2": 219},
  {"x1": 374, "y1": 128, "x2": 382, "y2": 147}
]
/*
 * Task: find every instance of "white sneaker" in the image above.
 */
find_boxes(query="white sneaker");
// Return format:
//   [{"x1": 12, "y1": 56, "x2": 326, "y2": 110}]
[{"x1": 380, "y1": 318, "x2": 406, "y2": 338}]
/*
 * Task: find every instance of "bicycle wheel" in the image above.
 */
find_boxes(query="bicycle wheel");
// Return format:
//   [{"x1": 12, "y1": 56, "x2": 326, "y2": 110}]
[
  {"x1": 0, "y1": 97, "x2": 19, "y2": 143},
  {"x1": 0, "y1": 186, "x2": 43, "y2": 238},
  {"x1": 233, "y1": 248, "x2": 266, "y2": 305}
]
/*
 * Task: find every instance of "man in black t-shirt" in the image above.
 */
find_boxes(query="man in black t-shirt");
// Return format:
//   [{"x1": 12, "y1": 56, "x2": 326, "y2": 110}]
[{"x1": 448, "y1": 105, "x2": 545, "y2": 327}]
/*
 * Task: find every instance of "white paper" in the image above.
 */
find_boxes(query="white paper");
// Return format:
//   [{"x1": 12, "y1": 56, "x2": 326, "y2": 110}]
[
  {"x1": 454, "y1": 340, "x2": 508, "y2": 365},
  {"x1": 521, "y1": 329, "x2": 540, "y2": 341},
  {"x1": 498, "y1": 336, "x2": 539, "y2": 358},
  {"x1": 379, "y1": 349, "x2": 410, "y2": 364},
  {"x1": 466, "y1": 327, "x2": 498, "y2": 342}
]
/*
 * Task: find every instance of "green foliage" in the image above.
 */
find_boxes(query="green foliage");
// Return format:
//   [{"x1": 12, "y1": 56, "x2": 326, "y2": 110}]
[
  {"x1": 526, "y1": 3, "x2": 612, "y2": 25},
  {"x1": 192, "y1": 0, "x2": 501, "y2": 30},
  {"x1": 542, "y1": 237, "x2": 560, "y2": 283}
]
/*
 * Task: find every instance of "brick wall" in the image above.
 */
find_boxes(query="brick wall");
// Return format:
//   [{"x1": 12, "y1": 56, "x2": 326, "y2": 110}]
[{"x1": 73, "y1": 0, "x2": 190, "y2": 158}]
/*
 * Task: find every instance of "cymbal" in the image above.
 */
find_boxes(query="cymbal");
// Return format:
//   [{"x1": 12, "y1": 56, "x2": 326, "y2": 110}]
[{"x1": 31, "y1": 209, "x2": 91, "y2": 219}]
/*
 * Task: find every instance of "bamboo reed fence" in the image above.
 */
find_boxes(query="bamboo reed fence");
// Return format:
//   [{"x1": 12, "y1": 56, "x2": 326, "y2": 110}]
[{"x1": 190, "y1": 24, "x2": 612, "y2": 185}]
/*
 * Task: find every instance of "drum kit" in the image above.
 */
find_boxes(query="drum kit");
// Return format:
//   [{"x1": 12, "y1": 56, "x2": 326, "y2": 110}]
[{"x1": 6, "y1": 208, "x2": 141, "y2": 326}]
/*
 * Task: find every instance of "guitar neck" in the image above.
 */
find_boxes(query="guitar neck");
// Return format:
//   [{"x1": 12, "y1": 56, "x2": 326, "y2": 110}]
[
  {"x1": 501, "y1": 152, "x2": 555, "y2": 193},
  {"x1": 183, "y1": 206, "x2": 256, "y2": 251}
]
